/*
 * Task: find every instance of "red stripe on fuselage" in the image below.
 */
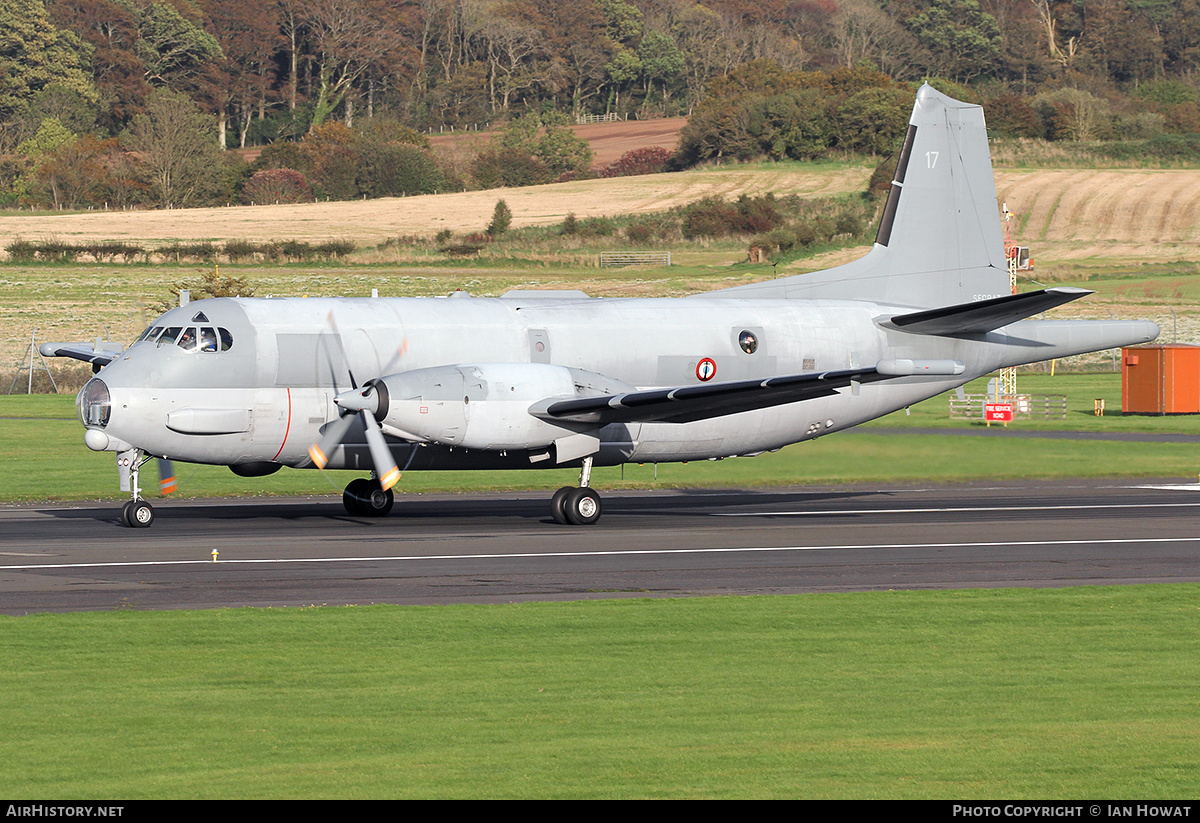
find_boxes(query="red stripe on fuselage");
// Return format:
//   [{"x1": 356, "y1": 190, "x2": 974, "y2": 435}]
[{"x1": 271, "y1": 388, "x2": 292, "y2": 461}]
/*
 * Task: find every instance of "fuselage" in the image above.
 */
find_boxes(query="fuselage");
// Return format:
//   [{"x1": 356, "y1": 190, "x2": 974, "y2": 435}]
[{"x1": 76, "y1": 293, "x2": 1157, "y2": 473}]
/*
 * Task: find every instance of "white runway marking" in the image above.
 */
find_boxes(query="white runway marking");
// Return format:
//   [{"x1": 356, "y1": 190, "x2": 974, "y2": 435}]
[
  {"x1": 713, "y1": 502, "x2": 1200, "y2": 517},
  {"x1": 4, "y1": 536, "x2": 1200, "y2": 572}
]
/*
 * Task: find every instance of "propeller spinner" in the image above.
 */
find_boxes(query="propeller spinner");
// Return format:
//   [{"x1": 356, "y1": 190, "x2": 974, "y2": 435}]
[{"x1": 307, "y1": 313, "x2": 405, "y2": 496}]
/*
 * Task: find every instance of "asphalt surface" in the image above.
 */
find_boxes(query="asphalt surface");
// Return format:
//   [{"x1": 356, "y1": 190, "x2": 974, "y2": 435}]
[{"x1": 2, "y1": 478, "x2": 1200, "y2": 614}]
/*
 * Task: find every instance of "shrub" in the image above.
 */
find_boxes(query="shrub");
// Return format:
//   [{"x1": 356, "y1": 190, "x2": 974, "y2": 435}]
[
  {"x1": 680, "y1": 194, "x2": 786, "y2": 238},
  {"x1": 602, "y1": 147, "x2": 673, "y2": 178},
  {"x1": 86, "y1": 241, "x2": 145, "y2": 262},
  {"x1": 356, "y1": 143, "x2": 444, "y2": 197},
  {"x1": 223, "y1": 239, "x2": 259, "y2": 262},
  {"x1": 5, "y1": 240, "x2": 38, "y2": 261},
  {"x1": 440, "y1": 242, "x2": 484, "y2": 257},
  {"x1": 314, "y1": 240, "x2": 355, "y2": 259},
  {"x1": 624, "y1": 222, "x2": 653, "y2": 243},
  {"x1": 471, "y1": 147, "x2": 552, "y2": 188},
  {"x1": 159, "y1": 242, "x2": 217, "y2": 262},
  {"x1": 681, "y1": 196, "x2": 742, "y2": 238},
  {"x1": 242, "y1": 168, "x2": 314, "y2": 204},
  {"x1": 575, "y1": 217, "x2": 617, "y2": 238}
]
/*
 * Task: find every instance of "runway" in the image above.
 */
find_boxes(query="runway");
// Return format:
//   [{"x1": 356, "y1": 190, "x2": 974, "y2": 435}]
[{"x1": 3, "y1": 479, "x2": 1200, "y2": 614}]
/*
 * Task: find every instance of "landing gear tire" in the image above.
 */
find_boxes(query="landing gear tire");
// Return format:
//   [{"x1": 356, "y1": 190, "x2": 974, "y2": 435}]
[
  {"x1": 121, "y1": 499, "x2": 154, "y2": 528},
  {"x1": 563, "y1": 487, "x2": 602, "y2": 526},
  {"x1": 551, "y1": 486, "x2": 574, "y2": 525},
  {"x1": 343, "y1": 478, "x2": 394, "y2": 517}
]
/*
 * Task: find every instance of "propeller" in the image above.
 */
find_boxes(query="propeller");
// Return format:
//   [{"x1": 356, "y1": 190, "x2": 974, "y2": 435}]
[{"x1": 307, "y1": 312, "x2": 406, "y2": 491}]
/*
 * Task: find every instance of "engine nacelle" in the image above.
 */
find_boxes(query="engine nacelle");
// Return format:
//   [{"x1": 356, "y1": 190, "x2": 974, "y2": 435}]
[{"x1": 371, "y1": 363, "x2": 620, "y2": 451}]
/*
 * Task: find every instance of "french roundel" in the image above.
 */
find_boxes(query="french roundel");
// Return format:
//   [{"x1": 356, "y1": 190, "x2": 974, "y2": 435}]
[{"x1": 696, "y1": 357, "x2": 717, "y2": 382}]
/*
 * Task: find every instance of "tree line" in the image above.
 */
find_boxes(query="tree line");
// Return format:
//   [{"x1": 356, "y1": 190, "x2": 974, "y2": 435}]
[{"x1": 4, "y1": 0, "x2": 1200, "y2": 211}]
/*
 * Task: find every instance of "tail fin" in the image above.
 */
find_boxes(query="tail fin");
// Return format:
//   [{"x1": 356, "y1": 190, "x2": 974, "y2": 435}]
[{"x1": 717, "y1": 84, "x2": 1010, "y2": 309}]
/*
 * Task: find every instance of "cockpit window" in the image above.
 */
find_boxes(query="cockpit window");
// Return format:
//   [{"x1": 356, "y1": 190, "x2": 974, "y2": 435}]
[
  {"x1": 147, "y1": 324, "x2": 233, "y2": 352},
  {"x1": 176, "y1": 327, "x2": 198, "y2": 351}
]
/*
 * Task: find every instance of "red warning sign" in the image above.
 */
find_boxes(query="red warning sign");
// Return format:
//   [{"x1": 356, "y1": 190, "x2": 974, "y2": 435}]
[
  {"x1": 696, "y1": 358, "x2": 717, "y2": 382},
  {"x1": 985, "y1": 402, "x2": 1013, "y2": 423}
]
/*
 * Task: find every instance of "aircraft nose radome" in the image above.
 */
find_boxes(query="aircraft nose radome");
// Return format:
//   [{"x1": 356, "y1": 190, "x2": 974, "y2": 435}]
[{"x1": 84, "y1": 429, "x2": 110, "y2": 451}]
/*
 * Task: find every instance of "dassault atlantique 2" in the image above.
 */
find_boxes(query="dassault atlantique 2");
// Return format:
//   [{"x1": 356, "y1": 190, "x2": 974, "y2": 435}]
[{"x1": 44, "y1": 85, "x2": 1159, "y2": 527}]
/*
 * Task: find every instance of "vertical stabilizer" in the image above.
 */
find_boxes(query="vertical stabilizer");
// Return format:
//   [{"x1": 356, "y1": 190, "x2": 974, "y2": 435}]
[{"x1": 715, "y1": 84, "x2": 1010, "y2": 309}]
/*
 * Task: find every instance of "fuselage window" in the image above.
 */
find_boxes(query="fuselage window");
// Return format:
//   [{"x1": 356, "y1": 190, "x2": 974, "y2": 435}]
[{"x1": 219, "y1": 328, "x2": 233, "y2": 351}]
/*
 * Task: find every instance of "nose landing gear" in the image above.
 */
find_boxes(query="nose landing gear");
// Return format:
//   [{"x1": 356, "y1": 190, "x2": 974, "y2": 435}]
[
  {"x1": 116, "y1": 448, "x2": 154, "y2": 528},
  {"x1": 121, "y1": 498, "x2": 154, "y2": 527}
]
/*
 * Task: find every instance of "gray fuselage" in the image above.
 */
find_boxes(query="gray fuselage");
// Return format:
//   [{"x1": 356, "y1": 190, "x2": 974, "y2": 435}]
[{"x1": 80, "y1": 293, "x2": 1153, "y2": 473}]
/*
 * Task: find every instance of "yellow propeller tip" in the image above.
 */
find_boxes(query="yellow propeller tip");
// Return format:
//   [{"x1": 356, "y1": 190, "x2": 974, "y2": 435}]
[{"x1": 308, "y1": 445, "x2": 328, "y2": 469}]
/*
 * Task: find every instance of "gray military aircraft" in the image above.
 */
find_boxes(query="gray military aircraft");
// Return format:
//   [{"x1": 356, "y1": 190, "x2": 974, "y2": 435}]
[{"x1": 44, "y1": 85, "x2": 1159, "y2": 527}]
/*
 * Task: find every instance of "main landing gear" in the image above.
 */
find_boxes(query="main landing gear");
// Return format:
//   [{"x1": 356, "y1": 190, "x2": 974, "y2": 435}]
[
  {"x1": 550, "y1": 455, "x2": 602, "y2": 526},
  {"x1": 343, "y1": 477, "x2": 394, "y2": 516}
]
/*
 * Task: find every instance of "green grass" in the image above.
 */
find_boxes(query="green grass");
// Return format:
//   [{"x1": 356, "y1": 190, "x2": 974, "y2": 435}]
[
  {"x1": 862, "y1": 372, "x2": 1200, "y2": 434},
  {"x1": 2, "y1": 586, "x2": 1199, "y2": 798}
]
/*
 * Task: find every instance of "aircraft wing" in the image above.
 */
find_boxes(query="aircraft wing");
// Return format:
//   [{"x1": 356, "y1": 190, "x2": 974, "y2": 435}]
[
  {"x1": 38, "y1": 341, "x2": 123, "y2": 367},
  {"x1": 534, "y1": 367, "x2": 893, "y2": 425}
]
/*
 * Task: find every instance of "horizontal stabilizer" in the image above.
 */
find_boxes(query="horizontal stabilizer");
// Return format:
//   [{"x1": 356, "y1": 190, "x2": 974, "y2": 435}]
[
  {"x1": 885, "y1": 288, "x2": 1091, "y2": 336},
  {"x1": 38, "y1": 341, "x2": 122, "y2": 367},
  {"x1": 535, "y1": 368, "x2": 892, "y2": 425}
]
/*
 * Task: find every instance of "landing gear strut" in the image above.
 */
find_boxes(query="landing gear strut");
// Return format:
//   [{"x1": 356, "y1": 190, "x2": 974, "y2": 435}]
[
  {"x1": 343, "y1": 477, "x2": 394, "y2": 516},
  {"x1": 551, "y1": 455, "x2": 602, "y2": 525},
  {"x1": 117, "y1": 449, "x2": 154, "y2": 528}
]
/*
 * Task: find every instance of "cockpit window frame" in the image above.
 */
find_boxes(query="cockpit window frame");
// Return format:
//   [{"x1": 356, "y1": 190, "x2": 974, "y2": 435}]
[{"x1": 143, "y1": 323, "x2": 233, "y2": 352}]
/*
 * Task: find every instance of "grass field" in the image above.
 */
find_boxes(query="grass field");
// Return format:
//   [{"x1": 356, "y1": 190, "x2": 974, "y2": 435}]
[{"x1": 3, "y1": 586, "x2": 1199, "y2": 798}]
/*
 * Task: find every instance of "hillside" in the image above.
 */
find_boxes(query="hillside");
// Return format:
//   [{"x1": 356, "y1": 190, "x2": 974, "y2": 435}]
[
  {"x1": 0, "y1": 164, "x2": 869, "y2": 250},
  {"x1": 5, "y1": 166, "x2": 1200, "y2": 269}
]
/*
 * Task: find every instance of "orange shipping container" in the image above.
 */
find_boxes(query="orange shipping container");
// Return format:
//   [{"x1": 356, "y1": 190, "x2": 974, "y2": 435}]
[{"x1": 1122, "y1": 345, "x2": 1200, "y2": 414}]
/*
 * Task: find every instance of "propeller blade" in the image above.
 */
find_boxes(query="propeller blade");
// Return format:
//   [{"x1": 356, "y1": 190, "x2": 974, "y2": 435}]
[
  {"x1": 362, "y1": 412, "x2": 401, "y2": 490},
  {"x1": 308, "y1": 413, "x2": 356, "y2": 469},
  {"x1": 157, "y1": 459, "x2": 177, "y2": 495},
  {"x1": 308, "y1": 310, "x2": 407, "y2": 487},
  {"x1": 323, "y1": 311, "x2": 357, "y2": 388}
]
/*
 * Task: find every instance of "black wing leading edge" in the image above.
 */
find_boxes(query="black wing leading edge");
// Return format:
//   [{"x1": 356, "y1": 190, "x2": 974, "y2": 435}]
[{"x1": 535, "y1": 367, "x2": 893, "y2": 425}]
